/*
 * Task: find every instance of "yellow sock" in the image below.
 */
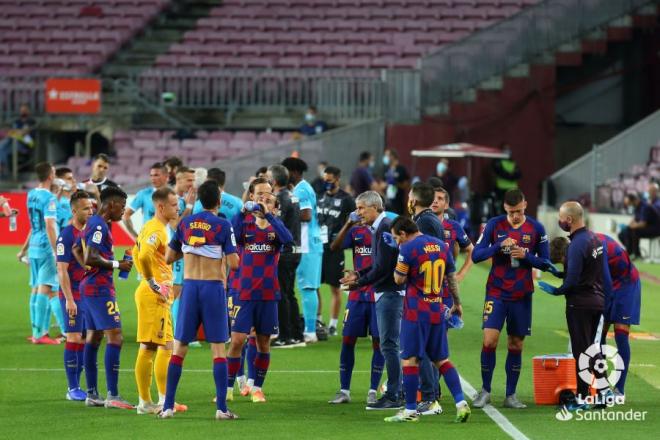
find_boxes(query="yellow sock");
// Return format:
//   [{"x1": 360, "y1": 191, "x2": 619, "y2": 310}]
[
  {"x1": 135, "y1": 348, "x2": 155, "y2": 403},
  {"x1": 154, "y1": 348, "x2": 172, "y2": 398}
]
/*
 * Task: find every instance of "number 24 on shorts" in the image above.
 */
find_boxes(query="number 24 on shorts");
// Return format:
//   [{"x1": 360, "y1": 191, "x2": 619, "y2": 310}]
[{"x1": 106, "y1": 300, "x2": 120, "y2": 316}]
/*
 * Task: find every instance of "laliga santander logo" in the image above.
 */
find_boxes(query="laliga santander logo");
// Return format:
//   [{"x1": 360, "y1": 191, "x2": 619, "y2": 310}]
[
  {"x1": 556, "y1": 406, "x2": 573, "y2": 421},
  {"x1": 578, "y1": 343, "x2": 625, "y2": 390}
]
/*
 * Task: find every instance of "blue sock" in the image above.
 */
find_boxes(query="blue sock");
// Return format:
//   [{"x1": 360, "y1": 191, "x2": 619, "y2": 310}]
[
  {"x1": 83, "y1": 343, "x2": 100, "y2": 395},
  {"x1": 64, "y1": 342, "x2": 79, "y2": 390},
  {"x1": 171, "y1": 298, "x2": 179, "y2": 332},
  {"x1": 238, "y1": 342, "x2": 247, "y2": 377},
  {"x1": 615, "y1": 329, "x2": 631, "y2": 393},
  {"x1": 339, "y1": 337, "x2": 356, "y2": 390},
  {"x1": 253, "y1": 352, "x2": 270, "y2": 388},
  {"x1": 247, "y1": 337, "x2": 257, "y2": 381},
  {"x1": 29, "y1": 292, "x2": 37, "y2": 334},
  {"x1": 34, "y1": 293, "x2": 49, "y2": 338},
  {"x1": 76, "y1": 344, "x2": 84, "y2": 383},
  {"x1": 439, "y1": 362, "x2": 465, "y2": 403},
  {"x1": 213, "y1": 357, "x2": 228, "y2": 412},
  {"x1": 301, "y1": 288, "x2": 318, "y2": 333},
  {"x1": 49, "y1": 297, "x2": 65, "y2": 334},
  {"x1": 505, "y1": 349, "x2": 522, "y2": 397},
  {"x1": 227, "y1": 357, "x2": 241, "y2": 389},
  {"x1": 402, "y1": 366, "x2": 419, "y2": 411},
  {"x1": 104, "y1": 343, "x2": 121, "y2": 396},
  {"x1": 164, "y1": 355, "x2": 183, "y2": 411},
  {"x1": 370, "y1": 339, "x2": 385, "y2": 390},
  {"x1": 44, "y1": 300, "x2": 52, "y2": 333},
  {"x1": 481, "y1": 346, "x2": 496, "y2": 393}
]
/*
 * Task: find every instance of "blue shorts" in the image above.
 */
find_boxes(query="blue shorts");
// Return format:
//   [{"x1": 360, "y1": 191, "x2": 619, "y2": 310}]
[
  {"x1": 60, "y1": 297, "x2": 85, "y2": 333},
  {"x1": 606, "y1": 279, "x2": 641, "y2": 325},
  {"x1": 29, "y1": 256, "x2": 58, "y2": 289},
  {"x1": 482, "y1": 295, "x2": 532, "y2": 337},
  {"x1": 232, "y1": 300, "x2": 279, "y2": 335},
  {"x1": 176, "y1": 280, "x2": 228, "y2": 344},
  {"x1": 296, "y1": 252, "x2": 322, "y2": 290},
  {"x1": 227, "y1": 289, "x2": 240, "y2": 330},
  {"x1": 342, "y1": 300, "x2": 379, "y2": 338},
  {"x1": 83, "y1": 295, "x2": 121, "y2": 331},
  {"x1": 400, "y1": 319, "x2": 446, "y2": 362},
  {"x1": 172, "y1": 259, "x2": 184, "y2": 286}
]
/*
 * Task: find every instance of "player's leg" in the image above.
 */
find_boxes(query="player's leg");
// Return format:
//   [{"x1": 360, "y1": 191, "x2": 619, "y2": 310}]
[
  {"x1": 62, "y1": 296, "x2": 85, "y2": 400},
  {"x1": 323, "y1": 249, "x2": 344, "y2": 334},
  {"x1": 161, "y1": 339, "x2": 190, "y2": 417},
  {"x1": 252, "y1": 333, "x2": 272, "y2": 402},
  {"x1": 227, "y1": 331, "x2": 248, "y2": 397},
  {"x1": 83, "y1": 328, "x2": 104, "y2": 406},
  {"x1": 613, "y1": 323, "x2": 631, "y2": 396},
  {"x1": 297, "y1": 253, "x2": 320, "y2": 341},
  {"x1": 31, "y1": 258, "x2": 52, "y2": 341},
  {"x1": 135, "y1": 342, "x2": 158, "y2": 412},
  {"x1": 384, "y1": 319, "x2": 420, "y2": 422},
  {"x1": 42, "y1": 256, "x2": 64, "y2": 338},
  {"x1": 475, "y1": 296, "x2": 505, "y2": 407},
  {"x1": 330, "y1": 301, "x2": 362, "y2": 403},
  {"x1": 245, "y1": 332, "x2": 257, "y2": 390},
  {"x1": 171, "y1": 285, "x2": 181, "y2": 332},
  {"x1": 502, "y1": 297, "x2": 531, "y2": 408},
  {"x1": 104, "y1": 326, "x2": 132, "y2": 409},
  {"x1": 371, "y1": 292, "x2": 403, "y2": 409},
  {"x1": 612, "y1": 279, "x2": 641, "y2": 397},
  {"x1": 369, "y1": 303, "x2": 385, "y2": 404}
]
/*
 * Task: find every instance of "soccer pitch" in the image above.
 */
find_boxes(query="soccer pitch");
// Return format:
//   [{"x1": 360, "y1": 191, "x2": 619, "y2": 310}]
[{"x1": 1, "y1": 246, "x2": 658, "y2": 439}]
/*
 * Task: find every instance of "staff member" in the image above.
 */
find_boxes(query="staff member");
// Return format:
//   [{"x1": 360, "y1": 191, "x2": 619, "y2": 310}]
[
  {"x1": 340, "y1": 191, "x2": 402, "y2": 411},
  {"x1": 539, "y1": 201, "x2": 610, "y2": 408}
]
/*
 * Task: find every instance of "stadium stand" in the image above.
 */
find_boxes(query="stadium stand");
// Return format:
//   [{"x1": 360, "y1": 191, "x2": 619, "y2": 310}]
[
  {"x1": 153, "y1": 0, "x2": 540, "y2": 70},
  {"x1": 64, "y1": 130, "x2": 297, "y2": 186},
  {"x1": 0, "y1": 0, "x2": 170, "y2": 75}
]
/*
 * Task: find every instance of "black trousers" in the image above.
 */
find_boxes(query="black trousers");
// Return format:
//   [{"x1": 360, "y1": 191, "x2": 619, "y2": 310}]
[
  {"x1": 277, "y1": 253, "x2": 302, "y2": 341},
  {"x1": 566, "y1": 307, "x2": 602, "y2": 399},
  {"x1": 618, "y1": 226, "x2": 660, "y2": 257}
]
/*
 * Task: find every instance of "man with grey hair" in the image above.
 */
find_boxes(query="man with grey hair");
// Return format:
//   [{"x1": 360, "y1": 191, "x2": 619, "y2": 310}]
[
  {"x1": 268, "y1": 164, "x2": 304, "y2": 346},
  {"x1": 341, "y1": 190, "x2": 403, "y2": 410}
]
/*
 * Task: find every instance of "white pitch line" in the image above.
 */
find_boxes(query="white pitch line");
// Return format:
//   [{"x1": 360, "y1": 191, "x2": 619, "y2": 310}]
[
  {"x1": 0, "y1": 367, "x2": 368, "y2": 374},
  {"x1": 460, "y1": 376, "x2": 530, "y2": 440}
]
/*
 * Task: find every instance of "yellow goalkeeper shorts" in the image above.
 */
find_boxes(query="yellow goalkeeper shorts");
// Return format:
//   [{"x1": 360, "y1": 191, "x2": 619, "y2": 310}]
[{"x1": 135, "y1": 283, "x2": 173, "y2": 345}]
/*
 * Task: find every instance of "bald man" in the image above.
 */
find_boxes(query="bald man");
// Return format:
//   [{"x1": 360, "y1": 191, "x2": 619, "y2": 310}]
[{"x1": 538, "y1": 202, "x2": 611, "y2": 408}]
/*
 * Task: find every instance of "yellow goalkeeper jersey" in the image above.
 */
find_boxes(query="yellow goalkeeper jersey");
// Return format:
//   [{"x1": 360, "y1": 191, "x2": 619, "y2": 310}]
[{"x1": 132, "y1": 217, "x2": 172, "y2": 284}]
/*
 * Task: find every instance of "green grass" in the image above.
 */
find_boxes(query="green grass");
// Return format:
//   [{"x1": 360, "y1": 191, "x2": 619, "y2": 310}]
[{"x1": 1, "y1": 246, "x2": 658, "y2": 439}]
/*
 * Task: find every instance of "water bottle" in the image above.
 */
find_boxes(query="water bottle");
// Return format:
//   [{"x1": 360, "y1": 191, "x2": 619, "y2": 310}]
[
  {"x1": 9, "y1": 214, "x2": 17, "y2": 232},
  {"x1": 444, "y1": 307, "x2": 464, "y2": 329},
  {"x1": 244, "y1": 201, "x2": 262, "y2": 212},
  {"x1": 118, "y1": 250, "x2": 132, "y2": 280},
  {"x1": 511, "y1": 255, "x2": 520, "y2": 268}
]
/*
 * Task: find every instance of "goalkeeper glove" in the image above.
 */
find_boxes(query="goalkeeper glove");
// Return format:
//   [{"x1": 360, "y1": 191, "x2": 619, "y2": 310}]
[{"x1": 382, "y1": 232, "x2": 398, "y2": 249}]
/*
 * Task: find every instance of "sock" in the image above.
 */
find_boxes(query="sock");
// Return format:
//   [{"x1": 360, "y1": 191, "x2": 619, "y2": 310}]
[
  {"x1": 339, "y1": 336, "x2": 356, "y2": 390},
  {"x1": 29, "y1": 292, "x2": 37, "y2": 335},
  {"x1": 402, "y1": 365, "x2": 420, "y2": 411},
  {"x1": 44, "y1": 299, "x2": 52, "y2": 334},
  {"x1": 329, "y1": 318, "x2": 338, "y2": 328},
  {"x1": 105, "y1": 343, "x2": 121, "y2": 396},
  {"x1": 33, "y1": 293, "x2": 49, "y2": 338},
  {"x1": 301, "y1": 288, "x2": 319, "y2": 333},
  {"x1": 505, "y1": 349, "x2": 522, "y2": 397},
  {"x1": 154, "y1": 348, "x2": 172, "y2": 399},
  {"x1": 614, "y1": 328, "x2": 631, "y2": 393},
  {"x1": 238, "y1": 342, "x2": 247, "y2": 378},
  {"x1": 247, "y1": 337, "x2": 257, "y2": 381},
  {"x1": 163, "y1": 355, "x2": 183, "y2": 411},
  {"x1": 253, "y1": 352, "x2": 271, "y2": 388},
  {"x1": 64, "y1": 342, "x2": 80, "y2": 390},
  {"x1": 227, "y1": 357, "x2": 241, "y2": 389},
  {"x1": 75, "y1": 343, "x2": 84, "y2": 383},
  {"x1": 370, "y1": 339, "x2": 385, "y2": 391},
  {"x1": 83, "y1": 343, "x2": 100, "y2": 395},
  {"x1": 481, "y1": 345, "x2": 496, "y2": 393},
  {"x1": 135, "y1": 348, "x2": 155, "y2": 403},
  {"x1": 171, "y1": 298, "x2": 179, "y2": 332},
  {"x1": 49, "y1": 297, "x2": 65, "y2": 334},
  {"x1": 213, "y1": 357, "x2": 228, "y2": 412},
  {"x1": 439, "y1": 362, "x2": 465, "y2": 403}
]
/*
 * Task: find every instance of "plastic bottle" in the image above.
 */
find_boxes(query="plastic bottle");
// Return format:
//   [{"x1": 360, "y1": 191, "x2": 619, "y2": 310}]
[{"x1": 118, "y1": 250, "x2": 132, "y2": 280}]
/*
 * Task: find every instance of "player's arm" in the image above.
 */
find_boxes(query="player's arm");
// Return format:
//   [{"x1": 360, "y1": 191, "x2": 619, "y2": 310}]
[
  {"x1": 515, "y1": 224, "x2": 550, "y2": 270},
  {"x1": 554, "y1": 238, "x2": 585, "y2": 296},
  {"x1": 45, "y1": 217, "x2": 58, "y2": 255},
  {"x1": 223, "y1": 221, "x2": 240, "y2": 271},
  {"x1": 265, "y1": 213, "x2": 294, "y2": 244},
  {"x1": 85, "y1": 245, "x2": 131, "y2": 272},
  {"x1": 472, "y1": 220, "x2": 504, "y2": 262},
  {"x1": 455, "y1": 242, "x2": 474, "y2": 283},
  {"x1": 17, "y1": 230, "x2": 30, "y2": 261},
  {"x1": 57, "y1": 262, "x2": 77, "y2": 316},
  {"x1": 330, "y1": 214, "x2": 358, "y2": 252},
  {"x1": 393, "y1": 246, "x2": 409, "y2": 285},
  {"x1": 176, "y1": 188, "x2": 196, "y2": 225},
  {"x1": 166, "y1": 225, "x2": 184, "y2": 264},
  {"x1": 122, "y1": 206, "x2": 139, "y2": 239}
]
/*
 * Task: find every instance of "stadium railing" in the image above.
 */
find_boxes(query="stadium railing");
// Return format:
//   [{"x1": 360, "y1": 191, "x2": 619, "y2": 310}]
[
  {"x1": 544, "y1": 108, "x2": 660, "y2": 208},
  {"x1": 420, "y1": 0, "x2": 654, "y2": 112}
]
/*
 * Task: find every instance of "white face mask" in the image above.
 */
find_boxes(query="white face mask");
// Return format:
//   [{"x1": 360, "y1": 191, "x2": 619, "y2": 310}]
[
  {"x1": 436, "y1": 162, "x2": 447, "y2": 175},
  {"x1": 382, "y1": 156, "x2": 390, "y2": 166},
  {"x1": 305, "y1": 113, "x2": 315, "y2": 123}
]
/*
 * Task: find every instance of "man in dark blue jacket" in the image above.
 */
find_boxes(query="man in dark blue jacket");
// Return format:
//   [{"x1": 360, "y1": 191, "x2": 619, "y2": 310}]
[
  {"x1": 618, "y1": 193, "x2": 660, "y2": 259},
  {"x1": 539, "y1": 201, "x2": 611, "y2": 408},
  {"x1": 341, "y1": 190, "x2": 403, "y2": 410}
]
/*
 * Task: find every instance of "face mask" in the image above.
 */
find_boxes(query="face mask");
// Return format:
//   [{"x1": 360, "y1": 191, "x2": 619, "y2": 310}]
[
  {"x1": 382, "y1": 156, "x2": 390, "y2": 166},
  {"x1": 20, "y1": 112, "x2": 28, "y2": 118},
  {"x1": 643, "y1": 191, "x2": 650, "y2": 201},
  {"x1": 407, "y1": 200, "x2": 415, "y2": 215},
  {"x1": 436, "y1": 162, "x2": 447, "y2": 175},
  {"x1": 368, "y1": 160, "x2": 375, "y2": 169},
  {"x1": 304, "y1": 113, "x2": 315, "y2": 123},
  {"x1": 558, "y1": 219, "x2": 571, "y2": 232},
  {"x1": 323, "y1": 181, "x2": 335, "y2": 192}
]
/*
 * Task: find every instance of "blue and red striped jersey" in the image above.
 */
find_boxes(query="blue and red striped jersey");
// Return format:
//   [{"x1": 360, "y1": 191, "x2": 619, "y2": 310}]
[
  {"x1": 442, "y1": 218, "x2": 471, "y2": 251},
  {"x1": 233, "y1": 213, "x2": 286, "y2": 301},
  {"x1": 169, "y1": 210, "x2": 237, "y2": 259},
  {"x1": 341, "y1": 225, "x2": 375, "y2": 302},
  {"x1": 56, "y1": 224, "x2": 86, "y2": 300},
  {"x1": 80, "y1": 215, "x2": 115, "y2": 297},
  {"x1": 395, "y1": 234, "x2": 455, "y2": 324},
  {"x1": 596, "y1": 233, "x2": 640, "y2": 291},
  {"x1": 474, "y1": 215, "x2": 548, "y2": 301}
]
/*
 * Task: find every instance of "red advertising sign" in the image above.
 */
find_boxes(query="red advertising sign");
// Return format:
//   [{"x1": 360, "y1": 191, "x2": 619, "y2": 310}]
[{"x1": 45, "y1": 78, "x2": 101, "y2": 114}]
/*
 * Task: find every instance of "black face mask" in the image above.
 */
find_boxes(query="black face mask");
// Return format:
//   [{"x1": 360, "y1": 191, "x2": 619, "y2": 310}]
[{"x1": 20, "y1": 112, "x2": 28, "y2": 118}]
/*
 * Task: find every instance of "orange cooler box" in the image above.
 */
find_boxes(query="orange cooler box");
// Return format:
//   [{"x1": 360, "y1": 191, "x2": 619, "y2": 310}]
[{"x1": 533, "y1": 354, "x2": 577, "y2": 405}]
